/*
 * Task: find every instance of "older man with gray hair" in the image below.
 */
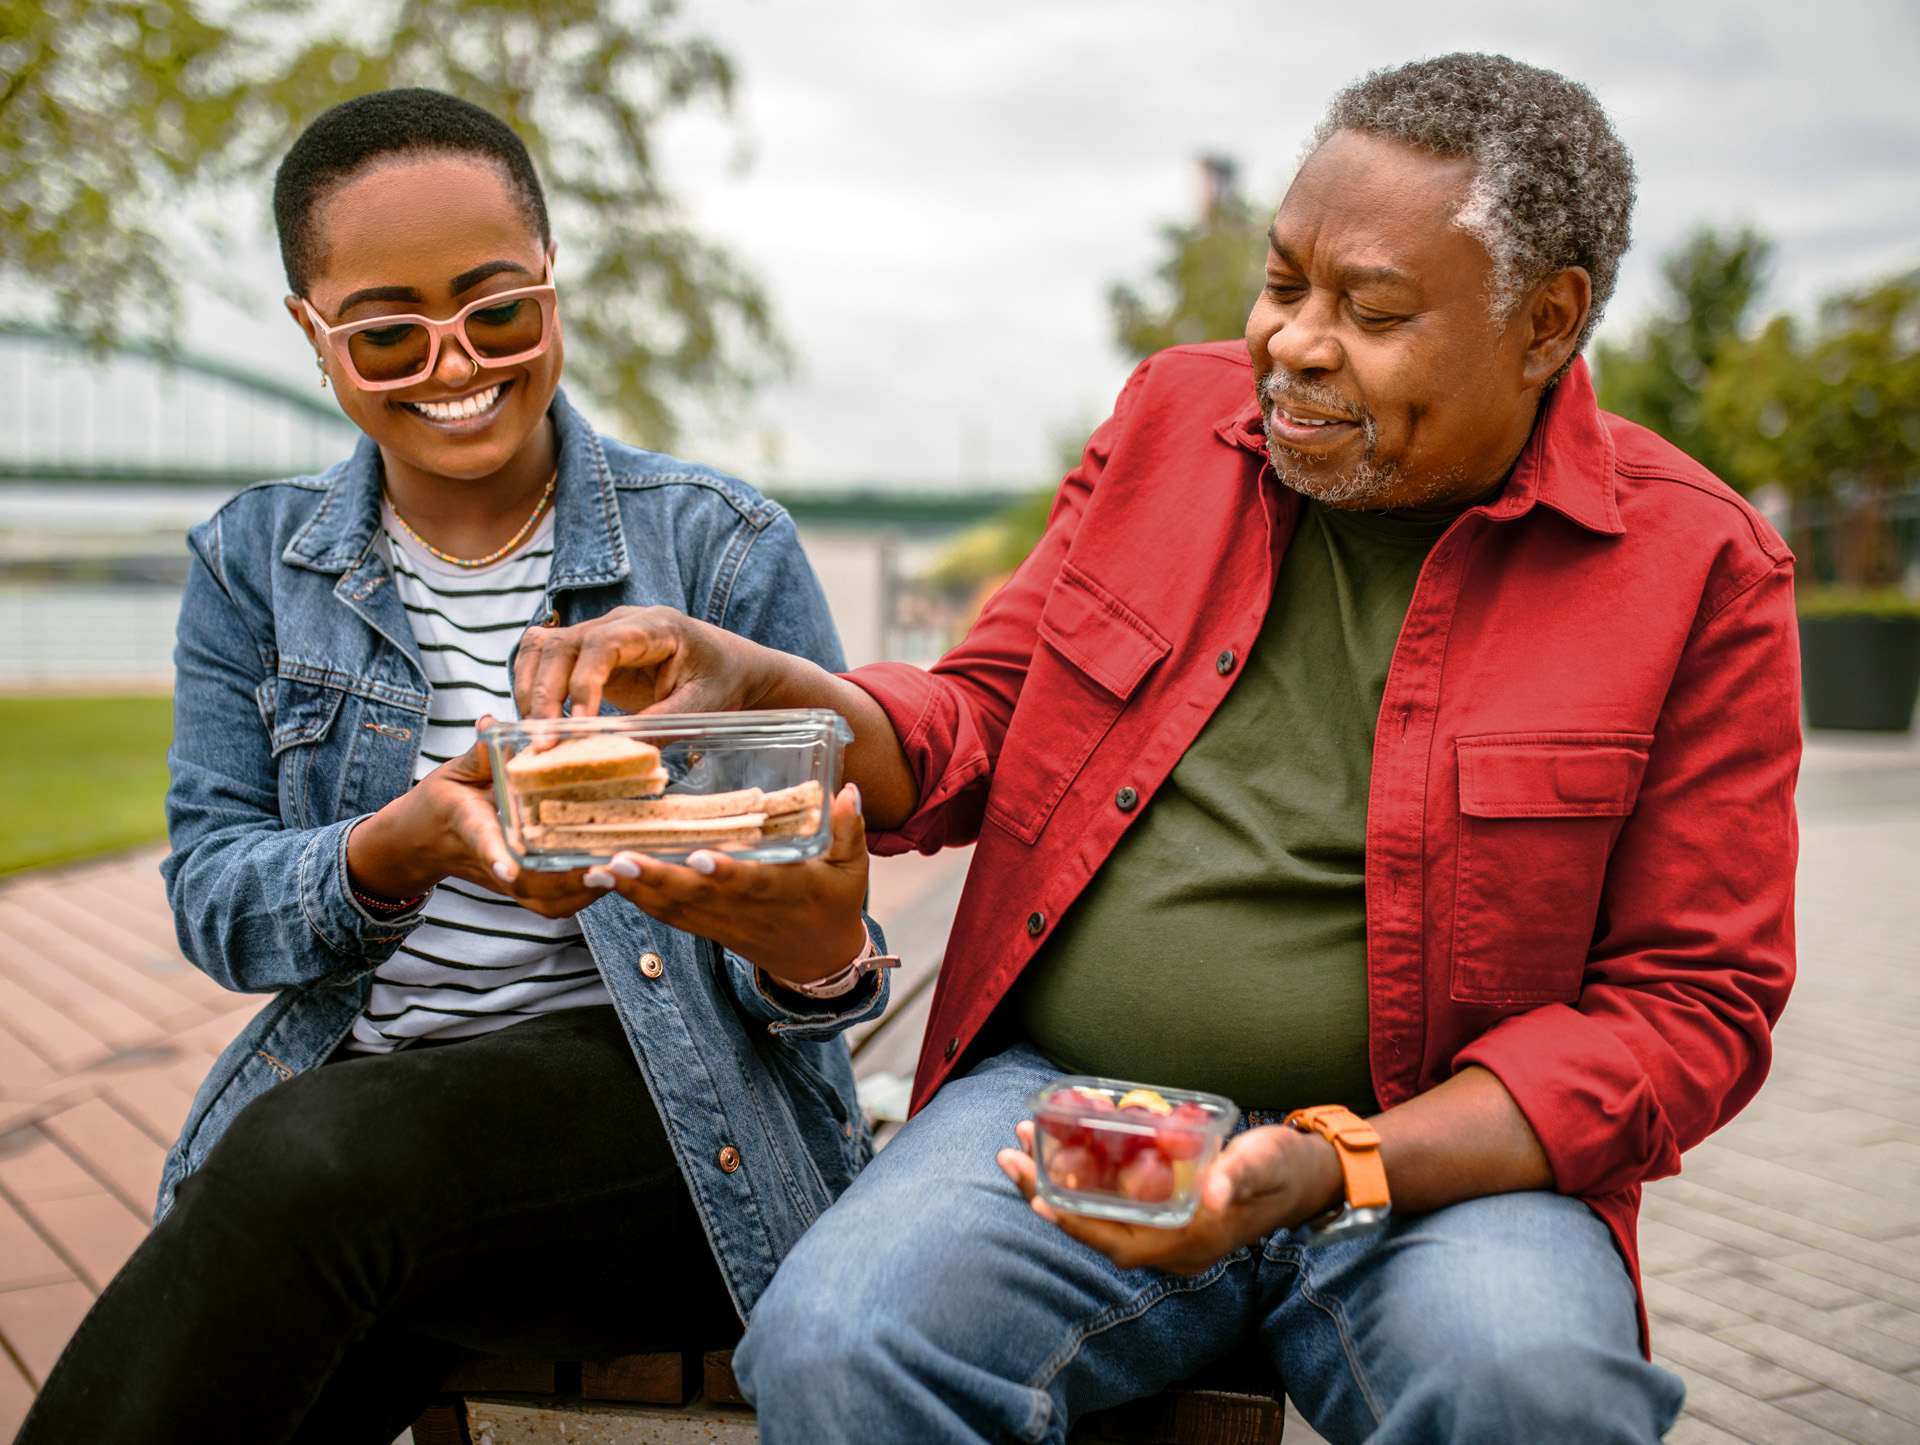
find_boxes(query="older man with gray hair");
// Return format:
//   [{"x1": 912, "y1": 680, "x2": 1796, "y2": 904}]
[{"x1": 539, "y1": 52, "x2": 1798, "y2": 1445}]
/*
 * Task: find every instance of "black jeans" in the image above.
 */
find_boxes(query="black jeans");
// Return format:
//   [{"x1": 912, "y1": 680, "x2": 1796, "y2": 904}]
[{"x1": 18, "y1": 1006, "x2": 739, "y2": 1445}]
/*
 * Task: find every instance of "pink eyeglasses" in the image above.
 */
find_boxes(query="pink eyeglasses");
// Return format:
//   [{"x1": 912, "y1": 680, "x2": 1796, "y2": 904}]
[{"x1": 301, "y1": 261, "x2": 558, "y2": 391}]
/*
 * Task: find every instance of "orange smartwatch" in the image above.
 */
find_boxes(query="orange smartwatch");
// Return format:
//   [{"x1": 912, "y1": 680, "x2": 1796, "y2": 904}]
[{"x1": 1285, "y1": 1104, "x2": 1392, "y2": 1244}]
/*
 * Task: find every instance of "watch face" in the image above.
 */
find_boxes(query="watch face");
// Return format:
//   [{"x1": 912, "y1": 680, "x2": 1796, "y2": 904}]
[{"x1": 1302, "y1": 1204, "x2": 1391, "y2": 1246}]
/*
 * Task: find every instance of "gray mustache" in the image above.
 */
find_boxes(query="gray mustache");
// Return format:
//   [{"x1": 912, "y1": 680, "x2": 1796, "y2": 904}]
[{"x1": 1259, "y1": 369, "x2": 1367, "y2": 427}]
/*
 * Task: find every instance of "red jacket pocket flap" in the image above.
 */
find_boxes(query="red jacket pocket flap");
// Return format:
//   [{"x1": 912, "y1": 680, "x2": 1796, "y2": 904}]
[
  {"x1": 1034, "y1": 564, "x2": 1171, "y2": 700},
  {"x1": 1456, "y1": 735, "x2": 1654, "y2": 818}
]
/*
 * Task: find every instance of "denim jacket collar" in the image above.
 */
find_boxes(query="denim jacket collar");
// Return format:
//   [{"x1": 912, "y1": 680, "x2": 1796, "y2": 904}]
[{"x1": 281, "y1": 389, "x2": 633, "y2": 590}]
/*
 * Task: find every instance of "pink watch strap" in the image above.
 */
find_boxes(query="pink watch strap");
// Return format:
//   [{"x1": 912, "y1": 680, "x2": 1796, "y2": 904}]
[{"x1": 788, "y1": 924, "x2": 900, "y2": 999}]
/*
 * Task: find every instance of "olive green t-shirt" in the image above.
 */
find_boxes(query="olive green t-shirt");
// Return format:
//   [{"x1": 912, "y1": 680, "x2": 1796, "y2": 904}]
[{"x1": 1016, "y1": 499, "x2": 1452, "y2": 1112}]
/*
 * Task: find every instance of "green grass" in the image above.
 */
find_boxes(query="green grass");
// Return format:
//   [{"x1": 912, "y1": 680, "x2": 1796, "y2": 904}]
[{"x1": 0, "y1": 694, "x2": 174, "y2": 874}]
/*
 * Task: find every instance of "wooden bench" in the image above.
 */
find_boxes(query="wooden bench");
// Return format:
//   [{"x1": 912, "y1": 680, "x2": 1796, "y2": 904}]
[{"x1": 414, "y1": 1349, "x2": 1284, "y2": 1443}]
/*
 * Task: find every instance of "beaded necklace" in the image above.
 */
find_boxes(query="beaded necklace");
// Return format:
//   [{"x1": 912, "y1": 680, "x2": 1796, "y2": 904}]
[{"x1": 386, "y1": 472, "x2": 557, "y2": 569}]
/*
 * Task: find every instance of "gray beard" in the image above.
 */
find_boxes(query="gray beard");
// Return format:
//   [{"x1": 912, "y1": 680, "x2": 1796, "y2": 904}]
[{"x1": 1265, "y1": 429, "x2": 1404, "y2": 506}]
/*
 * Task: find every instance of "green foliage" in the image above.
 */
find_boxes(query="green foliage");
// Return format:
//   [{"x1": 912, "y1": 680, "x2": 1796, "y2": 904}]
[
  {"x1": 1705, "y1": 278, "x2": 1920, "y2": 500},
  {"x1": 927, "y1": 420, "x2": 1091, "y2": 594},
  {"x1": 926, "y1": 488, "x2": 1054, "y2": 594},
  {"x1": 0, "y1": 0, "x2": 246, "y2": 340},
  {"x1": 1794, "y1": 587, "x2": 1920, "y2": 619},
  {"x1": 0, "y1": 694, "x2": 173, "y2": 873},
  {"x1": 1598, "y1": 227, "x2": 1919, "y2": 593},
  {"x1": 0, "y1": 0, "x2": 783, "y2": 449},
  {"x1": 1593, "y1": 228, "x2": 1772, "y2": 485},
  {"x1": 1701, "y1": 276, "x2": 1920, "y2": 588},
  {"x1": 1110, "y1": 157, "x2": 1268, "y2": 361}
]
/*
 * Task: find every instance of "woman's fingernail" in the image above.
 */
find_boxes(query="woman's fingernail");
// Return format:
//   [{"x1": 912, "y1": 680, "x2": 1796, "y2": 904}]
[
  {"x1": 492, "y1": 860, "x2": 516, "y2": 882},
  {"x1": 848, "y1": 782, "x2": 863, "y2": 814},
  {"x1": 688, "y1": 851, "x2": 717, "y2": 876},
  {"x1": 583, "y1": 868, "x2": 616, "y2": 889},
  {"x1": 609, "y1": 856, "x2": 641, "y2": 880}
]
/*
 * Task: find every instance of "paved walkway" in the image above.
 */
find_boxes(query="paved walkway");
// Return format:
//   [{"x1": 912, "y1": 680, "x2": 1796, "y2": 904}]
[{"x1": 0, "y1": 730, "x2": 1914, "y2": 1441}]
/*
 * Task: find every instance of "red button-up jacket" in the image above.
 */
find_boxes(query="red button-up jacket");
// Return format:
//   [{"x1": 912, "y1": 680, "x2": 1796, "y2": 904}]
[{"x1": 847, "y1": 343, "x2": 1799, "y2": 1325}]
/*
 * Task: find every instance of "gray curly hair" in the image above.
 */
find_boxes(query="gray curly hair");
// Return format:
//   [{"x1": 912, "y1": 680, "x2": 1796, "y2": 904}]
[{"x1": 1314, "y1": 54, "x2": 1636, "y2": 363}]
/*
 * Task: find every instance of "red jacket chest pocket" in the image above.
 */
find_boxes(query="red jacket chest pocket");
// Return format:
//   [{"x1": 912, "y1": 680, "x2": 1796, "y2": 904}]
[
  {"x1": 1450, "y1": 733, "x2": 1653, "y2": 1005},
  {"x1": 985, "y1": 564, "x2": 1170, "y2": 845}
]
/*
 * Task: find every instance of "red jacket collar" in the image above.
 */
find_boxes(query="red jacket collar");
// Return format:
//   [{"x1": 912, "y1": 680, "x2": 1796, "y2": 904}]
[{"x1": 1215, "y1": 355, "x2": 1622, "y2": 537}]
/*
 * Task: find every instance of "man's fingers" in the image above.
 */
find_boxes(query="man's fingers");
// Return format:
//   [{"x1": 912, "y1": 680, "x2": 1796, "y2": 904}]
[
  {"x1": 997, "y1": 1146, "x2": 1038, "y2": 1200},
  {"x1": 1208, "y1": 1126, "x2": 1295, "y2": 1207},
  {"x1": 515, "y1": 628, "x2": 583, "y2": 719}
]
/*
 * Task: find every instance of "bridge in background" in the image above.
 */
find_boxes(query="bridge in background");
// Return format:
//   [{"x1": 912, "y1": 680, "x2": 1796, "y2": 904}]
[{"x1": 0, "y1": 328, "x2": 1025, "y2": 685}]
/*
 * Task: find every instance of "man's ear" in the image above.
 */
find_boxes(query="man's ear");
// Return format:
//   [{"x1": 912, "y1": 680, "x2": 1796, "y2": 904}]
[{"x1": 1519, "y1": 266, "x2": 1592, "y2": 388}]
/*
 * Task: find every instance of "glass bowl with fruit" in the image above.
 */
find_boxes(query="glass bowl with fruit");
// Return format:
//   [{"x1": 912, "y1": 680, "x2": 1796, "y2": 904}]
[{"x1": 1025, "y1": 1076, "x2": 1237, "y2": 1228}]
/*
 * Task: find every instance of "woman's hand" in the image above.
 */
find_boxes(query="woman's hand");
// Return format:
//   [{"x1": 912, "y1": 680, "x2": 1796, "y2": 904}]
[
  {"x1": 995, "y1": 1122, "x2": 1343, "y2": 1276},
  {"x1": 345, "y1": 720, "x2": 603, "y2": 919},
  {"x1": 513, "y1": 605, "x2": 803, "y2": 720},
  {"x1": 581, "y1": 783, "x2": 872, "y2": 988}
]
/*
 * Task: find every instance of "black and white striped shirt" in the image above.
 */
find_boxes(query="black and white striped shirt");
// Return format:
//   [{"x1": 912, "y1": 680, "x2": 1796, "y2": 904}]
[{"x1": 344, "y1": 503, "x2": 611, "y2": 1053}]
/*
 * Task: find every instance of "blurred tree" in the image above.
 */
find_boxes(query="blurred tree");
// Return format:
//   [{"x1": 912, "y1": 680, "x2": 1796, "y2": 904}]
[
  {"x1": 0, "y1": 0, "x2": 245, "y2": 340},
  {"x1": 1702, "y1": 275, "x2": 1920, "y2": 590},
  {"x1": 936, "y1": 152, "x2": 1275, "y2": 603},
  {"x1": 1593, "y1": 226, "x2": 1772, "y2": 486},
  {"x1": 0, "y1": 0, "x2": 782, "y2": 449},
  {"x1": 1109, "y1": 155, "x2": 1268, "y2": 361}
]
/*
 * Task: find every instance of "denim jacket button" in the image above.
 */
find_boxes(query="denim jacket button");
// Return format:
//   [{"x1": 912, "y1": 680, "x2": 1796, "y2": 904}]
[
  {"x1": 1026, "y1": 910, "x2": 1046, "y2": 937},
  {"x1": 717, "y1": 1146, "x2": 741, "y2": 1173},
  {"x1": 639, "y1": 952, "x2": 664, "y2": 979},
  {"x1": 1216, "y1": 648, "x2": 1236, "y2": 675},
  {"x1": 1115, "y1": 786, "x2": 1138, "y2": 812},
  {"x1": 943, "y1": 1036, "x2": 959, "y2": 1061}
]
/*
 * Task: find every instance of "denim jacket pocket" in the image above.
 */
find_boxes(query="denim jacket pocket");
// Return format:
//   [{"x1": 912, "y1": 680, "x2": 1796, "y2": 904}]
[
  {"x1": 985, "y1": 563, "x2": 1170, "y2": 845},
  {"x1": 264, "y1": 677, "x2": 348, "y2": 830},
  {"x1": 1449, "y1": 733, "x2": 1654, "y2": 1006}
]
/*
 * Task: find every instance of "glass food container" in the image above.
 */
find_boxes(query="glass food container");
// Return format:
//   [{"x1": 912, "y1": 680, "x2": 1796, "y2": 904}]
[
  {"x1": 1026, "y1": 1076, "x2": 1238, "y2": 1228},
  {"x1": 482, "y1": 708, "x2": 853, "y2": 870}
]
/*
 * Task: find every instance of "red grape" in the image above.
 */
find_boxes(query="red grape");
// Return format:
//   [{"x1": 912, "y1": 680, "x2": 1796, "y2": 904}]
[
  {"x1": 1117, "y1": 1150, "x2": 1177, "y2": 1203},
  {"x1": 1045, "y1": 1143, "x2": 1108, "y2": 1193},
  {"x1": 1156, "y1": 1103, "x2": 1212, "y2": 1160}
]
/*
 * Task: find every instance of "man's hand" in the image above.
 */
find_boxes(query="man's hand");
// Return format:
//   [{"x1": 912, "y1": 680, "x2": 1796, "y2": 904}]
[
  {"x1": 996, "y1": 1066, "x2": 1554, "y2": 1276},
  {"x1": 582, "y1": 783, "x2": 871, "y2": 988},
  {"x1": 513, "y1": 605, "x2": 798, "y2": 720},
  {"x1": 996, "y1": 1122, "x2": 1343, "y2": 1275},
  {"x1": 346, "y1": 720, "x2": 604, "y2": 919},
  {"x1": 510, "y1": 606, "x2": 924, "y2": 830}
]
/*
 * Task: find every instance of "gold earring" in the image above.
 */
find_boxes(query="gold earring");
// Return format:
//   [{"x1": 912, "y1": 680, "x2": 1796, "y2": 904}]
[{"x1": 316, "y1": 355, "x2": 330, "y2": 389}]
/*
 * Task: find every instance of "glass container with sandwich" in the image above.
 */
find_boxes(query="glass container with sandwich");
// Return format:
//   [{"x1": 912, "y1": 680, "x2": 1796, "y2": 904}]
[{"x1": 483, "y1": 708, "x2": 852, "y2": 869}]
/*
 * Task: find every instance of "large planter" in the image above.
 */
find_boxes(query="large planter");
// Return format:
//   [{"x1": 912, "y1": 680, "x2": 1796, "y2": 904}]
[{"x1": 1799, "y1": 615, "x2": 1920, "y2": 731}]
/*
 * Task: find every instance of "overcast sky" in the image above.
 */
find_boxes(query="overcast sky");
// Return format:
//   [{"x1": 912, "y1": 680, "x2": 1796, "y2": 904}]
[{"x1": 187, "y1": 0, "x2": 1920, "y2": 490}]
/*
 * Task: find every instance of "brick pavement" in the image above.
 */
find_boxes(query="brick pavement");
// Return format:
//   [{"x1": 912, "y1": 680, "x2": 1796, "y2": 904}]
[
  {"x1": 0, "y1": 728, "x2": 1914, "y2": 1441},
  {"x1": 0, "y1": 848, "x2": 267, "y2": 1434}
]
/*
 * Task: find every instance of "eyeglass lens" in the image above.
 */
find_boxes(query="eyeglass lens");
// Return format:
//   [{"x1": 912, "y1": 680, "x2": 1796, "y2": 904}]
[{"x1": 345, "y1": 297, "x2": 549, "y2": 382}]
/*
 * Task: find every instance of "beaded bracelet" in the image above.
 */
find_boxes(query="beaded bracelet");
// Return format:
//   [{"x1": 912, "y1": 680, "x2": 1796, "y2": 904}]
[{"x1": 352, "y1": 886, "x2": 425, "y2": 915}]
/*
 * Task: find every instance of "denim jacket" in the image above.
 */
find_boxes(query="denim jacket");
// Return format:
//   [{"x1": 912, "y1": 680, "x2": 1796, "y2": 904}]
[{"x1": 158, "y1": 390, "x2": 886, "y2": 1320}]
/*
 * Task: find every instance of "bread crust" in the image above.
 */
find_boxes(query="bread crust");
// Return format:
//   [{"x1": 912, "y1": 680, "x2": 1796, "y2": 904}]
[{"x1": 504, "y1": 735, "x2": 664, "y2": 786}]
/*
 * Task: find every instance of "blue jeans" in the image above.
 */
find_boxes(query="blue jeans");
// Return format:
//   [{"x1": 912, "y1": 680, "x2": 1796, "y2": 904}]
[{"x1": 735, "y1": 1043, "x2": 1684, "y2": 1444}]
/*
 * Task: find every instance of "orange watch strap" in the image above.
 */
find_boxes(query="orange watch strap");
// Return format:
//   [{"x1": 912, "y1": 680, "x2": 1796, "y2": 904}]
[{"x1": 1285, "y1": 1104, "x2": 1391, "y2": 1211}]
